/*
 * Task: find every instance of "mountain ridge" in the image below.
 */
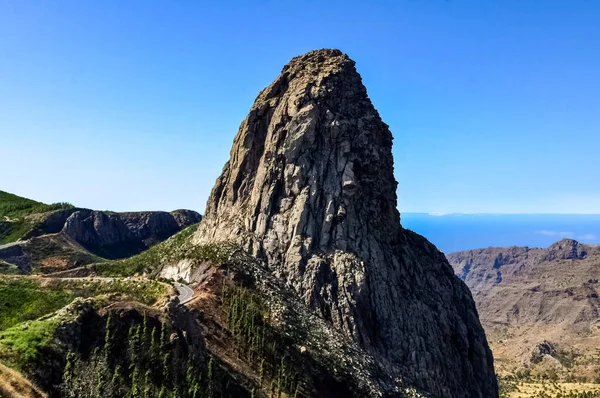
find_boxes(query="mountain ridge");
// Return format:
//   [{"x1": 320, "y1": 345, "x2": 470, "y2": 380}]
[
  {"x1": 448, "y1": 238, "x2": 600, "y2": 380},
  {"x1": 0, "y1": 190, "x2": 202, "y2": 274}
]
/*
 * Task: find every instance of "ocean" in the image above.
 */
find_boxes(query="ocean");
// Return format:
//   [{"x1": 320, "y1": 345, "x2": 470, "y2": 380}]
[{"x1": 401, "y1": 213, "x2": 600, "y2": 254}]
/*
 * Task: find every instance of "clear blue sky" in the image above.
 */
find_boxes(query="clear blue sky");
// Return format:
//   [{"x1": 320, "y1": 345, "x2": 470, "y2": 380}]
[{"x1": 1, "y1": 0, "x2": 599, "y2": 214}]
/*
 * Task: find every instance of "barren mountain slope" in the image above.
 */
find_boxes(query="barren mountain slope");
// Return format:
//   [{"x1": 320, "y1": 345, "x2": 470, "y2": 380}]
[{"x1": 449, "y1": 239, "x2": 600, "y2": 379}]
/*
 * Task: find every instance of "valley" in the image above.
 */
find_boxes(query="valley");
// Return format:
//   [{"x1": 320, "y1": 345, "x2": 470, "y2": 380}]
[{"x1": 449, "y1": 239, "x2": 600, "y2": 396}]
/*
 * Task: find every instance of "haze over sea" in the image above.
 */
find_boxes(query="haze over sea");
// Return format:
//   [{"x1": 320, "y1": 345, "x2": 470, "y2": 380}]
[{"x1": 402, "y1": 213, "x2": 600, "y2": 253}]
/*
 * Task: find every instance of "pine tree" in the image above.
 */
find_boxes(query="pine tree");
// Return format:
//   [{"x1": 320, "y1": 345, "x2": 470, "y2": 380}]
[
  {"x1": 186, "y1": 360, "x2": 195, "y2": 390},
  {"x1": 111, "y1": 364, "x2": 124, "y2": 398},
  {"x1": 161, "y1": 320, "x2": 169, "y2": 347},
  {"x1": 293, "y1": 383, "x2": 300, "y2": 398},
  {"x1": 104, "y1": 313, "x2": 113, "y2": 358},
  {"x1": 151, "y1": 326, "x2": 159, "y2": 362},
  {"x1": 95, "y1": 355, "x2": 108, "y2": 398},
  {"x1": 259, "y1": 358, "x2": 265, "y2": 387},
  {"x1": 142, "y1": 312, "x2": 149, "y2": 351},
  {"x1": 143, "y1": 369, "x2": 152, "y2": 398},
  {"x1": 163, "y1": 353, "x2": 172, "y2": 391},
  {"x1": 207, "y1": 355, "x2": 214, "y2": 398},
  {"x1": 62, "y1": 351, "x2": 77, "y2": 397},
  {"x1": 131, "y1": 364, "x2": 141, "y2": 398}
]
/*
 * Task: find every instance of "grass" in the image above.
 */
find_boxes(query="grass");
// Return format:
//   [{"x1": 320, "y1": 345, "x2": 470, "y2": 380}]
[
  {"x1": 0, "y1": 277, "x2": 171, "y2": 332},
  {"x1": 94, "y1": 224, "x2": 237, "y2": 276},
  {"x1": 0, "y1": 191, "x2": 72, "y2": 220},
  {"x1": 503, "y1": 381, "x2": 600, "y2": 397},
  {"x1": 0, "y1": 190, "x2": 73, "y2": 244},
  {"x1": 0, "y1": 278, "x2": 73, "y2": 331},
  {"x1": 0, "y1": 358, "x2": 47, "y2": 397},
  {"x1": 0, "y1": 220, "x2": 36, "y2": 245},
  {"x1": 0, "y1": 276, "x2": 172, "y2": 374},
  {"x1": 0, "y1": 318, "x2": 60, "y2": 367}
]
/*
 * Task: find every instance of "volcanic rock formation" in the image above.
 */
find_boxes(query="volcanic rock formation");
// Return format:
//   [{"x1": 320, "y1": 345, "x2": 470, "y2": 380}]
[{"x1": 195, "y1": 49, "x2": 497, "y2": 397}]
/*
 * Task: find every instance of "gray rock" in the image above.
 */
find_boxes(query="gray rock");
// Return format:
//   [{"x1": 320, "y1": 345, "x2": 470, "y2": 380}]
[
  {"x1": 531, "y1": 340, "x2": 557, "y2": 364},
  {"x1": 194, "y1": 49, "x2": 497, "y2": 397},
  {"x1": 0, "y1": 242, "x2": 30, "y2": 272},
  {"x1": 21, "y1": 208, "x2": 79, "y2": 239},
  {"x1": 171, "y1": 209, "x2": 203, "y2": 229},
  {"x1": 62, "y1": 209, "x2": 201, "y2": 258}
]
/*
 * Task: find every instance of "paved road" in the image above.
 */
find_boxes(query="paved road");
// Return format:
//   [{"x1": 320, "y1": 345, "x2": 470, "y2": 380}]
[
  {"x1": 0, "y1": 241, "x2": 21, "y2": 251},
  {"x1": 174, "y1": 282, "x2": 194, "y2": 304}
]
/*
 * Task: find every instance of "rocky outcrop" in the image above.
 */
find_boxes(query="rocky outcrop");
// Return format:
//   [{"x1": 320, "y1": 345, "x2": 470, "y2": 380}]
[
  {"x1": 530, "y1": 341, "x2": 557, "y2": 364},
  {"x1": 61, "y1": 209, "x2": 201, "y2": 258},
  {"x1": 0, "y1": 243, "x2": 29, "y2": 272},
  {"x1": 448, "y1": 239, "x2": 600, "y2": 293},
  {"x1": 171, "y1": 209, "x2": 203, "y2": 229},
  {"x1": 194, "y1": 49, "x2": 497, "y2": 397},
  {"x1": 544, "y1": 238, "x2": 588, "y2": 261},
  {"x1": 21, "y1": 209, "x2": 79, "y2": 240}
]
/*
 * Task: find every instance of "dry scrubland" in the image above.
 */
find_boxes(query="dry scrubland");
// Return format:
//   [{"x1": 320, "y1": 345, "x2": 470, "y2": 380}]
[
  {"x1": 502, "y1": 380, "x2": 600, "y2": 397},
  {"x1": 0, "y1": 361, "x2": 47, "y2": 397}
]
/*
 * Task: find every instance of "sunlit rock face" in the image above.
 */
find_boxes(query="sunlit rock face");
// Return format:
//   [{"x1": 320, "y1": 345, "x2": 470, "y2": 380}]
[{"x1": 195, "y1": 49, "x2": 497, "y2": 398}]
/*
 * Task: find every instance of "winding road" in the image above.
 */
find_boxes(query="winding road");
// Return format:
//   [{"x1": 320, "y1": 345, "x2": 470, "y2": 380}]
[
  {"x1": 0, "y1": 241, "x2": 21, "y2": 251},
  {"x1": 174, "y1": 282, "x2": 194, "y2": 304}
]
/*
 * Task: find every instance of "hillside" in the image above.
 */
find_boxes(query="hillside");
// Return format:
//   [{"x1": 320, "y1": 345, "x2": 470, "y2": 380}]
[
  {"x1": 448, "y1": 239, "x2": 600, "y2": 382},
  {"x1": 0, "y1": 190, "x2": 73, "y2": 244},
  {"x1": 0, "y1": 190, "x2": 202, "y2": 274}
]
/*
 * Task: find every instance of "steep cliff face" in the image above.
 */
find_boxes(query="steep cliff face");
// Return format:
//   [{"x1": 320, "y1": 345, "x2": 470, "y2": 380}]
[
  {"x1": 195, "y1": 49, "x2": 497, "y2": 397},
  {"x1": 61, "y1": 209, "x2": 201, "y2": 258}
]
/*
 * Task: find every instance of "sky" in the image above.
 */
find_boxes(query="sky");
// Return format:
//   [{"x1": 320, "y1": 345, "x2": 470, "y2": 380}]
[
  {"x1": 402, "y1": 213, "x2": 600, "y2": 252},
  {"x1": 1, "y1": 0, "x2": 599, "y2": 214}
]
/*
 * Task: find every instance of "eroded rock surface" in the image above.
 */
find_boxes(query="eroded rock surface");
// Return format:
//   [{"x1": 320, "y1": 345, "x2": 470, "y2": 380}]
[
  {"x1": 62, "y1": 209, "x2": 201, "y2": 258},
  {"x1": 195, "y1": 49, "x2": 497, "y2": 397}
]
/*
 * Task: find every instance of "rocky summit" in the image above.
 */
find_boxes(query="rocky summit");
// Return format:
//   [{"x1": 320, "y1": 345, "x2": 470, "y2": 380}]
[{"x1": 195, "y1": 49, "x2": 497, "y2": 397}]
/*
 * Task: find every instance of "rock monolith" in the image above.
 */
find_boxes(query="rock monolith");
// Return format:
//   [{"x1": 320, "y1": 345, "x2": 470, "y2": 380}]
[{"x1": 195, "y1": 49, "x2": 497, "y2": 397}]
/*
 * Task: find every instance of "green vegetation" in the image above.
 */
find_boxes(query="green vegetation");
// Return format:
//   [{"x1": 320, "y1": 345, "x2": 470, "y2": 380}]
[
  {"x1": 0, "y1": 190, "x2": 73, "y2": 244},
  {"x1": 223, "y1": 285, "x2": 301, "y2": 397},
  {"x1": 0, "y1": 278, "x2": 73, "y2": 331},
  {"x1": 500, "y1": 374, "x2": 600, "y2": 398},
  {"x1": 0, "y1": 219, "x2": 36, "y2": 244},
  {"x1": 0, "y1": 190, "x2": 72, "y2": 220},
  {"x1": 0, "y1": 318, "x2": 59, "y2": 368},
  {"x1": 94, "y1": 224, "x2": 236, "y2": 276},
  {"x1": 0, "y1": 277, "x2": 170, "y2": 331},
  {"x1": 55, "y1": 285, "x2": 302, "y2": 398},
  {"x1": 0, "y1": 276, "x2": 171, "y2": 375},
  {"x1": 61, "y1": 316, "x2": 209, "y2": 398}
]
